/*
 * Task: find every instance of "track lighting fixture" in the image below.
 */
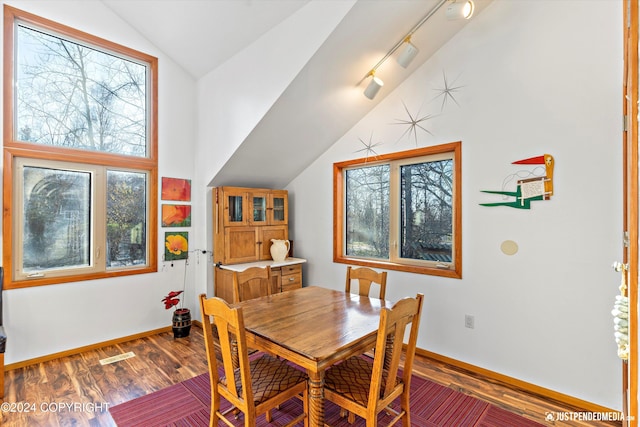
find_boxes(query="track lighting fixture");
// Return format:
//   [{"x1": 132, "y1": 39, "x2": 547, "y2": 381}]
[
  {"x1": 396, "y1": 36, "x2": 419, "y2": 69},
  {"x1": 363, "y1": 71, "x2": 384, "y2": 100},
  {"x1": 359, "y1": 0, "x2": 476, "y2": 100},
  {"x1": 445, "y1": 0, "x2": 474, "y2": 20}
]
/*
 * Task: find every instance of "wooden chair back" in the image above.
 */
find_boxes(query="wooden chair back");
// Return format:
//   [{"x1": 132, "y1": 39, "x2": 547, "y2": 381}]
[
  {"x1": 373, "y1": 293, "x2": 423, "y2": 406},
  {"x1": 232, "y1": 266, "x2": 272, "y2": 303},
  {"x1": 199, "y1": 294, "x2": 308, "y2": 427},
  {"x1": 200, "y1": 294, "x2": 253, "y2": 416},
  {"x1": 325, "y1": 293, "x2": 424, "y2": 425},
  {"x1": 345, "y1": 266, "x2": 387, "y2": 300}
]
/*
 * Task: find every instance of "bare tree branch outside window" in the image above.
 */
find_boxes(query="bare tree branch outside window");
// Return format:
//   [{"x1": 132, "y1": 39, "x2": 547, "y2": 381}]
[
  {"x1": 346, "y1": 165, "x2": 390, "y2": 259},
  {"x1": 4, "y1": 6, "x2": 158, "y2": 288},
  {"x1": 334, "y1": 143, "x2": 461, "y2": 278},
  {"x1": 106, "y1": 170, "x2": 147, "y2": 267},
  {"x1": 400, "y1": 159, "x2": 453, "y2": 262},
  {"x1": 16, "y1": 25, "x2": 147, "y2": 156}
]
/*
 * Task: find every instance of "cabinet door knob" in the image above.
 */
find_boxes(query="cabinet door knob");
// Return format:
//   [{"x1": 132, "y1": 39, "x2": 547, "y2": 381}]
[{"x1": 289, "y1": 277, "x2": 295, "y2": 281}]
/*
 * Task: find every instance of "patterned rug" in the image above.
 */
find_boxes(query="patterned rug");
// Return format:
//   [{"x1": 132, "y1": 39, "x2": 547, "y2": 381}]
[{"x1": 110, "y1": 368, "x2": 544, "y2": 426}]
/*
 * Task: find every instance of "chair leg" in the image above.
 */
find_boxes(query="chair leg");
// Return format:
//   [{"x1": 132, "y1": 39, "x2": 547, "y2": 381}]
[
  {"x1": 401, "y1": 393, "x2": 411, "y2": 427},
  {"x1": 340, "y1": 408, "x2": 356, "y2": 424}
]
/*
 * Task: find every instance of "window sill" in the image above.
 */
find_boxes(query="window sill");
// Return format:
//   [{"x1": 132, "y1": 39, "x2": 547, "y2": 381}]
[{"x1": 334, "y1": 256, "x2": 461, "y2": 279}]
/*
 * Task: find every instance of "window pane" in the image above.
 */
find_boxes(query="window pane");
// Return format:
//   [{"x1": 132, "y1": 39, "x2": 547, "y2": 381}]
[
  {"x1": 400, "y1": 159, "x2": 453, "y2": 262},
  {"x1": 228, "y1": 195, "x2": 243, "y2": 223},
  {"x1": 345, "y1": 165, "x2": 390, "y2": 259},
  {"x1": 22, "y1": 166, "x2": 91, "y2": 273},
  {"x1": 15, "y1": 25, "x2": 148, "y2": 157},
  {"x1": 107, "y1": 170, "x2": 147, "y2": 267},
  {"x1": 253, "y1": 196, "x2": 266, "y2": 222},
  {"x1": 272, "y1": 197, "x2": 285, "y2": 222}
]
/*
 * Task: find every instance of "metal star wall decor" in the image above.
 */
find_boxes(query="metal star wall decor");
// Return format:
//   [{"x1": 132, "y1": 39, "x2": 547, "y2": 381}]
[
  {"x1": 355, "y1": 132, "x2": 383, "y2": 161},
  {"x1": 432, "y1": 70, "x2": 464, "y2": 112},
  {"x1": 393, "y1": 101, "x2": 434, "y2": 146}
]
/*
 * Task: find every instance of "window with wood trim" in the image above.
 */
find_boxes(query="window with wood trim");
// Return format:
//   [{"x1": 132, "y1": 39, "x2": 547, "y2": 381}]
[
  {"x1": 334, "y1": 143, "x2": 462, "y2": 278},
  {"x1": 3, "y1": 5, "x2": 158, "y2": 289}
]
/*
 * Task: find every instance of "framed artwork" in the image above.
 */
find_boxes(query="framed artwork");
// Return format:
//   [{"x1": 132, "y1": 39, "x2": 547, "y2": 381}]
[
  {"x1": 161, "y1": 177, "x2": 191, "y2": 201},
  {"x1": 165, "y1": 231, "x2": 189, "y2": 261},
  {"x1": 162, "y1": 204, "x2": 191, "y2": 227}
]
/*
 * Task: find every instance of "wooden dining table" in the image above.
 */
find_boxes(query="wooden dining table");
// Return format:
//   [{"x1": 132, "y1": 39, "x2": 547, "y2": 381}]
[{"x1": 233, "y1": 285, "x2": 390, "y2": 427}]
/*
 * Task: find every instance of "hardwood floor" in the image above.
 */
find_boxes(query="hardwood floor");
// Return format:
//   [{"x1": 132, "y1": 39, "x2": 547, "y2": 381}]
[{"x1": 0, "y1": 326, "x2": 622, "y2": 427}]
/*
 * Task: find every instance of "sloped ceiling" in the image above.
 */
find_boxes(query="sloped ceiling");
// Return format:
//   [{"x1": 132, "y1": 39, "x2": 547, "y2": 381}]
[
  {"x1": 101, "y1": 0, "x2": 310, "y2": 79},
  {"x1": 102, "y1": 0, "x2": 492, "y2": 189},
  {"x1": 211, "y1": 0, "x2": 492, "y2": 189}
]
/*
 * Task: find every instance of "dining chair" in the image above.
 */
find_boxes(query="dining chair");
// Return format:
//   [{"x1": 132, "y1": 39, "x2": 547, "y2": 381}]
[
  {"x1": 232, "y1": 266, "x2": 273, "y2": 303},
  {"x1": 199, "y1": 294, "x2": 308, "y2": 427},
  {"x1": 345, "y1": 266, "x2": 387, "y2": 300},
  {"x1": 324, "y1": 293, "x2": 424, "y2": 426},
  {"x1": 343, "y1": 264, "x2": 389, "y2": 421}
]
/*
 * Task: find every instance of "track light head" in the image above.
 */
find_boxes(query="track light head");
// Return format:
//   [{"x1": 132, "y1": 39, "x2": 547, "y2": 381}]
[
  {"x1": 361, "y1": 0, "x2": 468, "y2": 100},
  {"x1": 363, "y1": 72, "x2": 384, "y2": 100},
  {"x1": 397, "y1": 39, "x2": 419, "y2": 68},
  {"x1": 446, "y1": 0, "x2": 474, "y2": 20}
]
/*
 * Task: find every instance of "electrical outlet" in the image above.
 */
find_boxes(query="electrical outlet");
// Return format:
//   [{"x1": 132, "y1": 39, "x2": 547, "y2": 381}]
[{"x1": 465, "y1": 314, "x2": 475, "y2": 329}]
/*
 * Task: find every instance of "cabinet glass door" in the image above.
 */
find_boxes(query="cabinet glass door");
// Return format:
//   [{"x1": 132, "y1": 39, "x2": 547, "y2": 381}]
[
  {"x1": 227, "y1": 195, "x2": 244, "y2": 223},
  {"x1": 268, "y1": 191, "x2": 288, "y2": 225},
  {"x1": 252, "y1": 195, "x2": 267, "y2": 223},
  {"x1": 272, "y1": 197, "x2": 285, "y2": 222}
]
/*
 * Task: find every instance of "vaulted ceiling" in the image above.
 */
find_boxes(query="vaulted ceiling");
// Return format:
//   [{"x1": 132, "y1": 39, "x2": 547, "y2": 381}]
[{"x1": 101, "y1": 0, "x2": 491, "y2": 188}]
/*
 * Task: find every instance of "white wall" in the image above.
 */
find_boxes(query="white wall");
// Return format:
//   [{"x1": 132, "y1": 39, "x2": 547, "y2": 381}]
[
  {"x1": 0, "y1": 0, "x2": 625, "y2": 412},
  {"x1": 288, "y1": 0, "x2": 623, "y2": 410},
  {"x1": 193, "y1": 0, "x2": 356, "y2": 299},
  {"x1": 1, "y1": 0, "x2": 198, "y2": 364},
  {"x1": 195, "y1": 0, "x2": 356, "y2": 184},
  {"x1": 1, "y1": 0, "x2": 356, "y2": 365}
]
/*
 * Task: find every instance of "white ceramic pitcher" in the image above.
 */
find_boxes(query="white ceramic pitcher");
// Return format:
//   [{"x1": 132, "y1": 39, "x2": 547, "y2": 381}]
[{"x1": 270, "y1": 239, "x2": 290, "y2": 262}]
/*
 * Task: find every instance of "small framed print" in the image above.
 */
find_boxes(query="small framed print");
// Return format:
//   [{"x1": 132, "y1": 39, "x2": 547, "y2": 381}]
[
  {"x1": 165, "y1": 231, "x2": 189, "y2": 261},
  {"x1": 161, "y1": 177, "x2": 191, "y2": 201},
  {"x1": 162, "y1": 204, "x2": 191, "y2": 227}
]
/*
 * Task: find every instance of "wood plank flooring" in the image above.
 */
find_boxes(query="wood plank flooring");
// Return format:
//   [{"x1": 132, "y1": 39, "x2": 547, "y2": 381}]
[{"x1": 0, "y1": 326, "x2": 622, "y2": 426}]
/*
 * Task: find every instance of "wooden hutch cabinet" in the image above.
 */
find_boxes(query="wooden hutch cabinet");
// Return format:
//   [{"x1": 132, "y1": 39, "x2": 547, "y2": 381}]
[
  {"x1": 214, "y1": 186, "x2": 289, "y2": 264},
  {"x1": 213, "y1": 186, "x2": 305, "y2": 302},
  {"x1": 220, "y1": 187, "x2": 288, "y2": 228}
]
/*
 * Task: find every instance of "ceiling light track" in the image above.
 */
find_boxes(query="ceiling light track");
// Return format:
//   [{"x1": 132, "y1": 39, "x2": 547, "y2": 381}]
[{"x1": 362, "y1": 0, "x2": 474, "y2": 100}]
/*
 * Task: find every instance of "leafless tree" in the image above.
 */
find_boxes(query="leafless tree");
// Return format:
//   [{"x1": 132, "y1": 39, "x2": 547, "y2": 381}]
[{"x1": 16, "y1": 26, "x2": 146, "y2": 156}]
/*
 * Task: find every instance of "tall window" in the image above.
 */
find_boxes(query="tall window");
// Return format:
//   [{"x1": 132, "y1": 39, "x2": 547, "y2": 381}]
[
  {"x1": 334, "y1": 143, "x2": 461, "y2": 278},
  {"x1": 3, "y1": 6, "x2": 158, "y2": 288}
]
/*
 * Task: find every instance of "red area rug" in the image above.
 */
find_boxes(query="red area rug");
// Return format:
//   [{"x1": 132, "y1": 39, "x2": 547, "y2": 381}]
[{"x1": 110, "y1": 369, "x2": 544, "y2": 426}]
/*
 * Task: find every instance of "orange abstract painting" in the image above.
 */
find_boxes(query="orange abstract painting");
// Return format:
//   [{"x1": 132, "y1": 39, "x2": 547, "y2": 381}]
[
  {"x1": 161, "y1": 177, "x2": 191, "y2": 201},
  {"x1": 162, "y1": 204, "x2": 191, "y2": 227}
]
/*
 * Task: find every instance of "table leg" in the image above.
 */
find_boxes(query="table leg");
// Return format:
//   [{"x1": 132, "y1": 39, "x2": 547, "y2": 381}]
[{"x1": 307, "y1": 370, "x2": 325, "y2": 427}]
